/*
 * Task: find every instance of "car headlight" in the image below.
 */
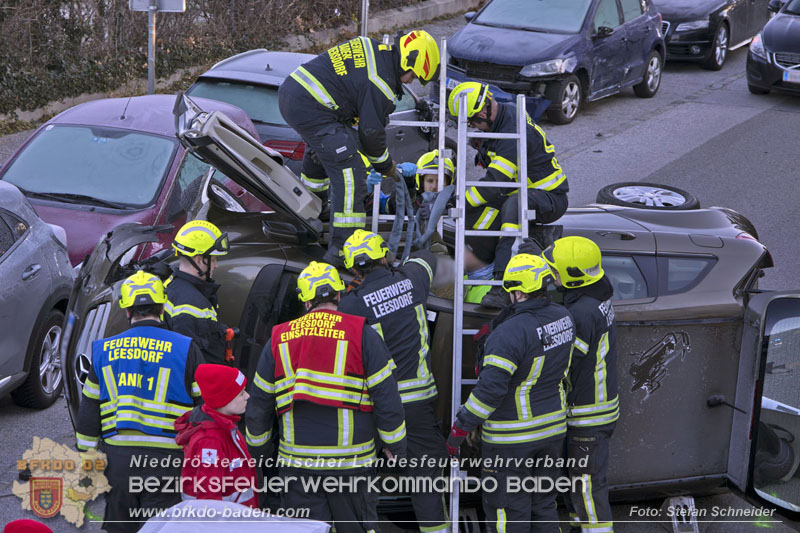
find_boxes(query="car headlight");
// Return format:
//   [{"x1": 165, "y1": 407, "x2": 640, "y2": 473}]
[
  {"x1": 675, "y1": 20, "x2": 710, "y2": 32},
  {"x1": 750, "y1": 32, "x2": 768, "y2": 60},
  {"x1": 520, "y1": 57, "x2": 577, "y2": 78}
]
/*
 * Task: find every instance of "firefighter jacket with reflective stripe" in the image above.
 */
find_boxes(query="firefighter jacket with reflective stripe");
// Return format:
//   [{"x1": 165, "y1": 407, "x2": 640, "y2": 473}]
[
  {"x1": 287, "y1": 36, "x2": 402, "y2": 174},
  {"x1": 164, "y1": 269, "x2": 228, "y2": 366},
  {"x1": 271, "y1": 310, "x2": 372, "y2": 414},
  {"x1": 466, "y1": 102, "x2": 569, "y2": 210},
  {"x1": 245, "y1": 310, "x2": 407, "y2": 473},
  {"x1": 562, "y1": 276, "x2": 619, "y2": 428},
  {"x1": 75, "y1": 320, "x2": 203, "y2": 451},
  {"x1": 455, "y1": 298, "x2": 574, "y2": 445},
  {"x1": 338, "y1": 251, "x2": 438, "y2": 404},
  {"x1": 175, "y1": 404, "x2": 258, "y2": 508}
]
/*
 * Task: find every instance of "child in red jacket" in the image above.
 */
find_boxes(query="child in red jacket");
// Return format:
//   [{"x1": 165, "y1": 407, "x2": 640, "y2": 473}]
[{"x1": 175, "y1": 364, "x2": 258, "y2": 507}]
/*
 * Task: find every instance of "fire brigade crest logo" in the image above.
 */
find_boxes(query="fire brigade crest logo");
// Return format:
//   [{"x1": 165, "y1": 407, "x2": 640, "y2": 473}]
[{"x1": 30, "y1": 478, "x2": 62, "y2": 518}]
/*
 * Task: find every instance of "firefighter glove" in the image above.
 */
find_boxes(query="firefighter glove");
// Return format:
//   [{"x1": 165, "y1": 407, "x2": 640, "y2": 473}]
[
  {"x1": 366, "y1": 170, "x2": 383, "y2": 187},
  {"x1": 447, "y1": 423, "x2": 469, "y2": 456},
  {"x1": 397, "y1": 162, "x2": 418, "y2": 179}
]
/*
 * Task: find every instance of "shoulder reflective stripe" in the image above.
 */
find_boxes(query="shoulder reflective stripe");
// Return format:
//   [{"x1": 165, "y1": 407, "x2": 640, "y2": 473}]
[
  {"x1": 338, "y1": 408, "x2": 354, "y2": 447},
  {"x1": 378, "y1": 420, "x2": 406, "y2": 444},
  {"x1": 367, "y1": 361, "x2": 394, "y2": 388},
  {"x1": 290, "y1": 67, "x2": 339, "y2": 110},
  {"x1": 246, "y1": 426, "x2": 272, "y2": 447},
  {"x1": 465, "y1": 394, "x2": 494, "y2": 419},
  {"x1": 278, "y1": 343, "x2": 294, "y2": 379},
  {"x1": 530, "y1": 170, "x2": 566, "y2": 191},
  {"x1": 488, "y1": 156, "x2": 517, "y2": 179},
  {"x1": 283, "y1": 411, "x2": 294, "y2": 444},
  {"x1": 473, "y1": 207, "x2": 499, "y2": 230},
  {"x1": 595, "y1": 332, "x2": 610, "y2": 403},
  {"x1": 361, "y1": 37, "x2": 394, "y2": 102},
  {"x1": 301, "y1": 173, "x2": 330, "y2": 192},
  {"x1": 466, "y1": 186, "x2": 487, "y2": 207},
  {"x1": 483, "y1": 355, "x2": 518, "y2": 375},
  {"x1": 497, "y1": 508, "x2": 507, "y2": 533},
  {"x1": 334, "y1": 340, "x2": 348, "y2": 376},
  {"x1": 515, "y1": 356, "x2": 544, "y2": 419},
  {"x1": 102, "y1": 366, "x2": 118, "y2": 401},
  {"x1": 574, "y1": 337, "x2": 590, "y2": 354},
  {"x1": 366, "y1": 148, "x2": 390, "y2": 164},
  {"x1": 254, "y1": 372, "x2": 276, "y2": 394},
  {"x1": 164, "y1": 302, "x2": 218, "y2": 321},
  {"x1": 82, "y1": 379, "x2": 101, "y2": 399},
  {"x1": 406, "y1": 257, "x2": 433, "y2": 284}
]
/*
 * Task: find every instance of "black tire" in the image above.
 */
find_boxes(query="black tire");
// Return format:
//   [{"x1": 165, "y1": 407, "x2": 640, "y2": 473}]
[
  {"x1": 748, "y1": 83, "x2": 770, "y2": 95},
  {"x1": 11, "y1": 309, "x2": 64, "y2": 409},
  {"x1": 596, "y1": 182, "x2": 701, "y2": 210},
  {"x1": 545, "y1": 74, "x2": 582, "y2": 125},
  {"x1": 633, "y1": 51, "x2": 663, "y2": 98},
  {"x1": 702, "y1": 22, "x2": 729, "y2": 71}
]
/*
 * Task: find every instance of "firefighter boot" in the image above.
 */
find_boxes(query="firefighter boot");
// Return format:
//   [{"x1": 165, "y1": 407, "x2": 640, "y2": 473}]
[
  {"x1": 480, "y1": 274, "x2": 510, "y2": 309},
  {"x1": 322, "y1": 245, "x2": 345, "y2": 269}
]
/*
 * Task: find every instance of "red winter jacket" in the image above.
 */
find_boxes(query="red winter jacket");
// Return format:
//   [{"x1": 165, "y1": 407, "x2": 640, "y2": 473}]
[{"x1": 175, "y1": 404, "x2": 258, "y2": 508}]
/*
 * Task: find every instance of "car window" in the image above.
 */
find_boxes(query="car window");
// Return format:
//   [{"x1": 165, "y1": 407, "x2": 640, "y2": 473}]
[
  {"x1": 619, "y1": 0, "x2": 644, "y2": 21},
  {"x1": 594, "y1": 0, "x2": 623, "y2": 29},
  {"x1": 177, "y1": 152, "x2": 215, "y2": 192},
  {"x1": 0, "y1": 211, "x2": 15, "y2": 257},
  {"x1": 394, "y1": 86, "x2": 417, "y2": 112},
  {"x1": 187, "y1": 79, "x2": 285, "y2": 126},
  {"x1": 474, "y1": 0, "x2": 594, "y2": 33},
  {"x1": 660, "y1": 256, "x2": 716, "y2": 295},
  {"x1": 1, "y1": 125, "x2": 177, "y2": 207},
  {"x1": 603, "y1": 255, "x2": 648, "y2": 301},
  {"x1": 787, "y1": 0, "x2": 800, "y2": 14}
]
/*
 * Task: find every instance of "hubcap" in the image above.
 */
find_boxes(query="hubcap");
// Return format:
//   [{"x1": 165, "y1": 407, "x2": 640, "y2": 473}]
[
  {"x1": 613, "y1": 186, "x2": 687, "y2": 207},
  {"x1": 38, "y1": 325, "x2": 63, "y2": 394},
  {"x1": 716, "y1": 27, "x2": 728, "y2": 65},
  {"x1": 561, "y1": 81, "x2": 580, "y2": 119},
  {"x1": 647, "y1": 57, "x2": 661, "y2": 91}
]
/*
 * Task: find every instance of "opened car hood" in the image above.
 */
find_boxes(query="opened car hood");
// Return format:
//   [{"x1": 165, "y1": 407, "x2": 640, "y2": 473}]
[
  {"x1": 764, "y1": 13, "x2": 800, "y2": 53},
  {"x1": 174, "y1": 94, "x2": 322, "y2": 237},
  {"x1": 449, "y1": 23, "x2": 582, "y2": 66}
]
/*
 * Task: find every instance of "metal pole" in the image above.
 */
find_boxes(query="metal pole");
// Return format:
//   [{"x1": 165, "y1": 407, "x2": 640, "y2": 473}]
[
  {"x1": 517, "y1": 94, "x2": 529, "y2": 240},
  {"x1": 360, "y1": 0, "x2": 369, "y2": 37},
  {"x1": 437, "y1": 39, "x2": 447, "y2": 236},
  {"x1": 147, "y1": 0, "x2": 157, "y2": 94}
]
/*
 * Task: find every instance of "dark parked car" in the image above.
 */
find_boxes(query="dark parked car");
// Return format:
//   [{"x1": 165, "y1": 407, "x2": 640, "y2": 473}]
[
  {"x1": 186, "y1": 49, "x2": 445, "y2": 173},
  {"x1": 0, "y1": 95, "x2": 266, "y2": 266},
  {"x1": 446, "y1": 0, "x2": 665, "y2": 124},
  {"x1": 0, "y1": 182, "x2": 74, "y2": 408},
  {"x1": 746, "y1": 0, "x2": 800, "y2": 95},
  {"x1": 656, "y1": 0, "x2": 771, "y2": 69},
  {"x1": 61, "y1": 96, "x2": 800, "y2": 526}
]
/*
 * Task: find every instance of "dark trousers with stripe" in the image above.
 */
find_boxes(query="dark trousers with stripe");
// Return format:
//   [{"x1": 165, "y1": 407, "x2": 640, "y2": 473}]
[
  {"x1": 495, "y1": 190, "x2": 568, "y2": 274},
  {"x1": 278, "y1": 80, "x2": 367, "y2": 249},
  {"x1": 102, "y1": 445, "x2": 182, "y2": 532},
  {"x1": 481, "y1": 437, "x2": 564, "y2": 533},
  {"x1": 564, "y1": 424, "x2": 615, "y2": 532}
]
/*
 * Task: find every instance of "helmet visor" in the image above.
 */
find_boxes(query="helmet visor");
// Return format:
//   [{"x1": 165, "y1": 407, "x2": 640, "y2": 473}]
[{"x1": 208, "y1": 233, "x2": 230, "y2": 256}]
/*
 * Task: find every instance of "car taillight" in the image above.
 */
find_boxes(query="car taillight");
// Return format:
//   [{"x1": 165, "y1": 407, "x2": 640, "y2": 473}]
[
  {"x1": 264, "y1": 140, "x2": 306, "y2": 160},
  {"x1": 737, "y1": 232, "x2": 760, "y2": 243}
]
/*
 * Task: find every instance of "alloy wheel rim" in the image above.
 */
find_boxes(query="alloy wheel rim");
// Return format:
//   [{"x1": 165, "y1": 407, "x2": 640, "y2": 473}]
[
  {"x1": 716, "y1": 27, "x2": 728, "y2": 65},
  {"x1": 647, "y1": 57, "x2": 661, "y2": 91},
  {"x1": 562, "y1": 82, "x2": 580, "y2": 119},
  {"x1": 38, "y1": 325, "x2": 63, "y2": 394},
  {"x1": 613, "y1": 186, "x2": 687, "y2": 207}
]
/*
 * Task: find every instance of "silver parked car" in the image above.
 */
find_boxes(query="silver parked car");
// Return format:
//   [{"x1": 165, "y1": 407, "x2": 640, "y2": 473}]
[{"x1": 0, "y1": 181, "x2": 74, "y2": 408}]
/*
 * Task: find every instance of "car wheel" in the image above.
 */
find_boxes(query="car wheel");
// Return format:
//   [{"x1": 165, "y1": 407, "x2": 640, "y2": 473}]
[
  {"x1": 702, "y1": 22, "x2": 729, "y2": 71},
  {"x1": 546, "y1": 75, "x2": 582, "y2": 125},
  {"x1": 748, "y1": 83, "x2": 770, "y2": 95},
  {"x1": 633, "y1": 51, "x2": 663, "y2": 98},
  {"x1": 11, "y1": 309, "x2": 64, "y2": 408},
  {"x1": 596, "y1": 182, "x2": 701, "y2": 210}
]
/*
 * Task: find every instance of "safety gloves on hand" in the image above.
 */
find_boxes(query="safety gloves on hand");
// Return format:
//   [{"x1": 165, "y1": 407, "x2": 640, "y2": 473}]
[
  {"x1": 447, "y1": 423, "x2": 469, "y2": 456},
  {"x1": 397, "y1": 162, "x2": 418, "y2": 179},
  {"x1": 366, "y1": 170, "x2": 383, "y2": 187}
]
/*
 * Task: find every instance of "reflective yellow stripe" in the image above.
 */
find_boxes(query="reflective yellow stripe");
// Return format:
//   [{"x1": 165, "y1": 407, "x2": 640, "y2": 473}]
[
  {"x1": 338, "y1": 408, "x2": 353, "y2": 446},
  {"x1": 367, "y1": 361, "x2": 394, "y2": 388},
  {"x1": 104, "y1": 395, "x2": 190, "y2": 416},
  {"x1": 76, "y1": 432, "x2": 99, "y2": 450},
  {"x1": 246, "y1": 426, "x2": 272, "y2": 447},
  {"x1": 361, "y1": 37, "x2": 394, "y2": 102},
  {"x1": 283, "y1": 411, "x2": 294, "y2": 444},
  {"x1": 290, "y1": 66, "x2": 339, "y2": 110},
  {"x1": 501, "y1": 222, "x2": 520, "y2": 232},
  {"x1": 366, "y1": 148, "x2": 389, "y2": 164},
  {"x1": 334, "y1": 340, "x2": 348, "y2": 376},
  {"x1": 516, "y1": 356, "x2": 544, "y2": 419},
  {"x1": 465, "y1": 394, "x2": 494, "y2": 419},
  {"x1": 371, "y1": 322, "x2": 385, "y2": 340},
  {"x1": 378, "y1": 420, "x2": 406, "y2": 444},
  {"x1": 483, "y1": 355, "x2": 517, "y2": 375},
  {"x1": 82, "y1": 378, "x2": 101, "y2": 400},
  {"x1": 301, "y1": 173, "x2": 330, "y2": 192},
  {"x1": 280, "y1": 439, "x2": 374, "y2": 456},
  {"x1": 420, "y1": 525, "x2": 449, "y2": 532},
  {"x1": 583, "y1": 474, "x2": 598, "y2": 523},
  {"x1": 164, "y1": 301, "x2": 217, "y2": 321},
  {"x1": 466, "y1": 186, "x2": 486, "y2": 207},
  {"x1": 497, "y1": 509, "x2": 507, "y2": 533},
  {"x1": 574, "y1": 337, "x2": 590, "y2": 354},
  {"x1": 472, "y1": 207, "x2": 499, "y2": 230},
  {"x1": 595, "y1": 332, "x2": 610, "y2": 403},
  {"x1": 102, "y1": 366, "x2": 118, "y2": 401},
  {"x1": 406, "y1": 257, "x2": 433, "y2": 284},
  {"x1": 279, "y1": 343, "x2": 294, "y2": 378},
  {"x1": 530, "y1": 169, "x2": 566, "y2": 191},
  {"x1": 155, "y1": 367, "x2": 171, "y2": 403},
  {"x1": 254, "y1": 372, "x2": 275, "y2": 394},
  {"x1": 191, "y1": 381, "x2": 201, "y2": 398},
  {"x1": 344, "y1": 167, "x2": 354, "y2": 215},
  {"x1": 488, "y1": 155, "x2": 517, "y2": 179},
  {"x1": 291, "y1": 384, "x2": 373, "y2": 405},
  {"x1": 333, "y1": 212, "x2": 368, "y2": 227},
  {"x1": 106, "y1": 430, "x2": 181, "y2": 449}
]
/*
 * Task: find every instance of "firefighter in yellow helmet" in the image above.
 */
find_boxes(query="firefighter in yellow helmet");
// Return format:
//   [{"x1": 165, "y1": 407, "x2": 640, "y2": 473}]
[
  {"x1": 448, "y1": 253, "x2": 574, "y2": 532},
  {"x1": 245, "y1": 261, "x2": 406, "y2": 531},
  {"x1": 165, "y1": 220, "x2": 231, "y2": 365},
  {"x1": 338, "y1": 230, "x2": 449, "y2": 531},
  {"x1": 448, "y1": 81, "x2": 569, "y2": 308},
  {"x1": 75, "y1": 271, "x2": 204, "y2": 531},
  {"x1": 278, "y1": 30, "x2": 440, "y2": 266},
  {"x1": 543, "y1": 236, "x2": 618, "y2": 532}
]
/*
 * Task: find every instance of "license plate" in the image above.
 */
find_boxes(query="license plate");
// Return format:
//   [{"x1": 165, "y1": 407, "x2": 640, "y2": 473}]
[
  {"x1": 446, "y1": 77, "x2": 459, "y2": 90},
  {"x1": 783, "y1": 70, "x2": 800, "y2": 84}
]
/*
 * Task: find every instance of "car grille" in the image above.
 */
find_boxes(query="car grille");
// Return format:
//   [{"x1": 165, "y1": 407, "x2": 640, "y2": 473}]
[
  {"x1": 662, "y1": 21, "x2": 670, "y2": 36},
  {"x1": 450, "y1": 58, "x2": 521, "y2": 83},
  {"x1": 75, "y1": 302, "x2": 112, "y2": 366},
  {"x1": 774, "y1": 52, "x2": 800, "y2": 69}
]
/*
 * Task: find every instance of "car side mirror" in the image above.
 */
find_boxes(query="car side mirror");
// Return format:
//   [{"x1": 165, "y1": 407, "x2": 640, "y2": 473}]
[
  {"x1": 768, "y1": 0, "x2": 785, "y2": 13},
  {"x1": 262, "y1": 220, "x2": 311, "y2": 246},
  {"x1": 595, "y1": 26, "x2": 615, "y2": 38},
  {"x1": 464, "y1": 11, "x2": 476, "y2": 22}
]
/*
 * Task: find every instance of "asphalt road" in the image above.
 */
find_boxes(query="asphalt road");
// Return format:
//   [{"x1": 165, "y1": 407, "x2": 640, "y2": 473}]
[{"x1": 2, "y1": 13, "x2": 800, "y2": 533}]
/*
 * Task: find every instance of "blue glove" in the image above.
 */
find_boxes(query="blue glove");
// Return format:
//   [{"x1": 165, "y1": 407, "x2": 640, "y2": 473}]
[
  {"x1": 366, "y1": 170, "x2": 383, "y2": 187},
  {"x1": 397, "y1": 162, "x2": 418, "y2": 179}
]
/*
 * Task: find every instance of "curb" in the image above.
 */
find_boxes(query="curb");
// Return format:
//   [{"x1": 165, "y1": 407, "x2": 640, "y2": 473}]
[{"x1": 1, "y1": 0, "x2": 480, "y2": 126}]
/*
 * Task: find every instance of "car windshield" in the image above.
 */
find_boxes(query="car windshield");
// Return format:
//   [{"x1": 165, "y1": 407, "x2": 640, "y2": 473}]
[
  {"x1": 786, "y1": 0, "x2": 800, "y2": 14},
  {"x1": 188, "y1": 79, "x2": 286, "y2": 126},
  {"x1": 474, "y1": 0, "x2": 594, "y2": 33},
  {"x1": 1, "y1": 125, "x2": 176, "y2": 207}
]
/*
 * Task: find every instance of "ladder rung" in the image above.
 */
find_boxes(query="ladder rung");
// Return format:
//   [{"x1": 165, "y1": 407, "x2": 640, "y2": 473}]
[
  {"x1": 388, "y1": 120, "x2": 439, "y2": 127},
  {"x1": 467, "y1": 132, "x2": 523, "y2": 140},
  {"x1": 463, "y1": 329, "x2": 480, "y2": 335},
  {"x1": 464, "y1": 230, "x2": 522, "y2": 237},
  {"x1": 463, "y1": 279, "x2": 501, "y2": 286},
  {"x1": 461, "y1": 379, "x2": 478, "y2": 386},
  {"x1": 464, "y1": 181, "x2": 521, "y2": 188}
]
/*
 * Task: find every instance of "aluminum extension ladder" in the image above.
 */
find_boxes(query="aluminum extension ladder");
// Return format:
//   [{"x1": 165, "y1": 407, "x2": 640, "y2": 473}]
[{"x1": 449, "y1": 89, "x2": 534, "y2": 532}]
